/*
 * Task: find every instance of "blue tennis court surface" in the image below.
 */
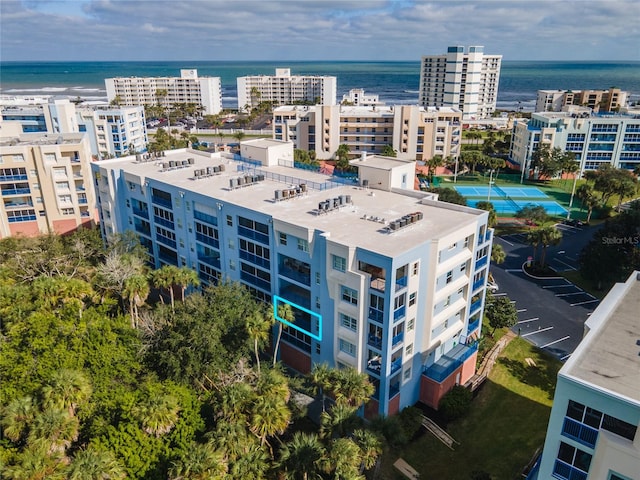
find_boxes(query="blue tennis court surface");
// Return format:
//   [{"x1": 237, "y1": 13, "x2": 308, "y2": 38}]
[
  {"x1": 467, "y1": 199, "x2": 568, "y2": 216},
  {"x1": 455, "y1": 186, "x2": 546, "y2": 198}
]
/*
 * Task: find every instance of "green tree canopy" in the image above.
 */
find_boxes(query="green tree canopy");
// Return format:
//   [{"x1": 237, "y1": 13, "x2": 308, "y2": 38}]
[{"x1": 485, "y1": 294, "x2": 518, "y2": 334}]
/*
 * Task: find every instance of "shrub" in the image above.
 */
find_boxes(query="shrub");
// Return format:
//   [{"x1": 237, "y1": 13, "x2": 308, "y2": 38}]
[{"x1": 439, "y1": 385, "x2": 472, "y2": 421}]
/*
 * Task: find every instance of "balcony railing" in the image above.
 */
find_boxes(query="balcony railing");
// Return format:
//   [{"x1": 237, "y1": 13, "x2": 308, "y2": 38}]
[
  {"x1": 279, "y1": 264, "x2": 310, "y2": 286},
  {"x1": 196, "y1": 232, "x2": 220, "y2": 249},
  {"x1": 0, "y1": 175, "x2": 28, "y2": 182},
  {"x1": 392, "y1": 332, "x2": 404, "y2": 347},
  {"x1": 389, "y1": 382, "x2": 400, "y2": 399},
  {"x1": 368, "y1": 335, "x2": 383, "y2": 350},
  {"x1": 154, "y1": 216, "x2": 175, "y2": 230},
  {"x1": 467, "y1": 318, "x2": 481, "y2": 335},
  {"x1": 369, "y1": 308, "x2": 384, "y2": 324},
  {"x1": 238, "y1": 225, "x2": 269, "y2": 245},
  {"x1": 395, "y1": 276, "x2": 408, "y2": 291},
  {"x1": 132, "y1": 207, "x2": 149, "y2": 219},
  {"x1": 423, "y1": 342, "x2": 478, "y2": 383},
  {"x1": 193, "y1": 210, "x2": 217, "y2": 226},
  {"x1": 475, "y1": 256, "x2": 488, "y2": 269},
  {"x1": 470, "y1": 299, "x2": 483, "y2": 313},
  {"x1": 197, "y1": 254, "x2": 221, "y2": 269},
  {"x1": 552, "y1": 459, "x2": 587, "y2": 480},
  {"x1": 2, "y1": 188, "x2": 30, "y2": 196},
  {"x1": 393, "y1": 305, "x2": 406, "y2": 322},
  {"x1": 151, "y1": 195, "x2": 172, "y2": 208},
  {"x1": 240, "y1": 250, "x2": 270, "y2": 270},
  {"x1": 561, "y1": 417, "x2": 598, "y2": 449},
  {"x1": 390, "y1": 358, "x2": 402, "y2": 375},
  {"x1": 472, "y1": 278, "x2": 485, "y2": 292}
]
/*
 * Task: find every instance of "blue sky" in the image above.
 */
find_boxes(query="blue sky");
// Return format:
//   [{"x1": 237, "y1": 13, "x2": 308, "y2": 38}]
[{"x1": 1, "y1": 0, "x2": 639, "y2": 62}]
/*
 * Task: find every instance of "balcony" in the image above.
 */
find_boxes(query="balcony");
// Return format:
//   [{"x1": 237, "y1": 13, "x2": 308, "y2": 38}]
[
  {"x1": 390, "y1": 358, "x2": 402, "y2": 375},
  {"x1": 240, "y1": 250, "x2": 270, "y2": 270},
  {"x1": 473, "y1": 278, "x2": 485, "y2": 292},
  {"x1": 238, "y1": 225, "x2": 269, "y2": 245},
  {"x1": 423, "y1": 342, "x2": 478, "y2": 383},
  {"x1": 197, "y1": 253, "x2": 221, "y2": 269},
  {"x1": 132, "y1": 206, "x2": 149, "y2": 219},
  {"x1": 475, "y1": 256, "x2": 488, "y2": 269},
  {"x1": 470, "y1": 298, "x2": 483, "y2": 314},
  {"x1": 392, "y1": 332, "x2": 404, "y2": 348},
  {"x1": 279, "y1": 263, "x2": 310, "y2": 286},
  {"x1": 369, "y1": 308, "x2": 384, "y2": 324},
  {"x1": 395, "y1": 275, "x2": 408, "y2": 291},
  {"x1": 561, "y1": 418, "x2": 598, "y2": 449},
  {"x1": 393, "y1": 305, "x2": 406, "y2": 322},
  {"x1": 2, "y1": 188, "x2": 30, "y2": 196},
  {"x1": 196, "y1": 232, "x2": 220, "y2": 249},
  {"x1": 467, "y1": 317, "x2": 481, "y2": 335},
  {"x1": 193, "y1": 210, "x2": 217, "y2": 226},
  {"x1": 0, "y1": 174, "x2": 28, "y2": 182},
  {"x1": 552, "y1": 460, "x2": 587, "y2": 480},
  {"x1": 151, "y1": 194, "x2": 172, "y2": 208},
  {"x1": 389, "y1": 382, "x2": 400, "y2": 399},
  {"x1": 154, "y1": 216, "x2": 175, "y2": 230},
  {"x1": 368, "y1": 335, "x2": 383, "y2": 350}
]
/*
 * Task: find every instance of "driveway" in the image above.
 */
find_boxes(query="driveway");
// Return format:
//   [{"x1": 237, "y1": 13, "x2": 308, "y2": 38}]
[{"x1": 490, "y1": 223, "x2": 601, "y2": 361}]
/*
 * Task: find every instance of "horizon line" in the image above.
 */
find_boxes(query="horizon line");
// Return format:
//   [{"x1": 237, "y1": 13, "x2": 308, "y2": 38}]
[{"x1": 2, "y1": 59, "x2": 639, "y2": 64}]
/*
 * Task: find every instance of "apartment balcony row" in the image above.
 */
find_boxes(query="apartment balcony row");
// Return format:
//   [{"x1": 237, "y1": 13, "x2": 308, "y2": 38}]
[
  {"x1": 0, "y1": 174, "x2": 28, "y2": 182},
  {"x1": 423, "y1": 342, "x2": 478, "y2": 383}
]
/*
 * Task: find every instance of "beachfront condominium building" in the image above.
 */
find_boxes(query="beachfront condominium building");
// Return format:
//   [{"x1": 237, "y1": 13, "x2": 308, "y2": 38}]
[
  {"x1": 341, "y1": 89, "x2": 384, "y2": 107},
  {"x1": 0, "y1": 127, "x2": 97, "y2": 238},
  {"x1": 105, "y1": 69, "x2": 223, "y2": 115},
  {"x1": 237, "y1": 68, "x2": 337, "y2": 111},
  {"x1": 1, "y1": 98, "x2": 148, "y2": 159},
  {"x1": 535, "y1": 88, "x2": 628, "y2": 113},
  {"x1": 535, "y1": 271, "x2": 640, "y2": 480},
  {"x1": 509, "y1": 107, "x2": 640, "y2": 176},
  {"x1": 91, "y1": 142, "x2": 492, "y2": 417},
  {"x1": 272, "y1": 104, "x2": 462, "y2": 162},
  {"x1": 419, "y1": 46, "x2": 502, "y2": 120}
]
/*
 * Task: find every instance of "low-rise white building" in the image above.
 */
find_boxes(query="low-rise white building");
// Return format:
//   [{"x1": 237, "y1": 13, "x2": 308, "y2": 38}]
[
  {"x1": 237, "y1": 68, "x2": 337, "y2": 111},
  {"x1": 105, "y1": 69, "x2": 222, "y2": 115},
  {"x1": 536, "y1": 88, "x2": 628, "y2": 113},
  {"x1": 273, "y1": 104, "x2": 461, "y2": 162}
]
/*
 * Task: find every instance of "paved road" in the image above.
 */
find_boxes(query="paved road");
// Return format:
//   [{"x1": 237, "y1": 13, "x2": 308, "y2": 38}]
[{"x1": 491, "y1": 223, "x2": 601, "y2": 361}]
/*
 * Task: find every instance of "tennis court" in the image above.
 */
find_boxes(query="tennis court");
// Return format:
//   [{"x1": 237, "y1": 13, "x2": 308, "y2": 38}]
[
  {"x1": 455, "y1": 186, "x2": 547, "y2": 198},
  {"x1": 467, "y1": 199, "x2": 568, "y2": 216}
]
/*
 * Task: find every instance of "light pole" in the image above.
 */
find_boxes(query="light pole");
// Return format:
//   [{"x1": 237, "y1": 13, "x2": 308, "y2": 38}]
[
  {"x1": 454, "y1": 156, "x2": 459, "y2": 183},
  {"x1": 487, "y1": 169, "x2": 495, "y2": 202}
]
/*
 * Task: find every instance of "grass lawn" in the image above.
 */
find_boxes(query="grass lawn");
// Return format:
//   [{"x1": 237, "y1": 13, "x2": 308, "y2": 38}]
[
  {"x1": 378, "y1": 335, "x2": 561, "y2": 480},
  {"x1": 561, "y1": 270, "x2": 611, "y2": 300}
]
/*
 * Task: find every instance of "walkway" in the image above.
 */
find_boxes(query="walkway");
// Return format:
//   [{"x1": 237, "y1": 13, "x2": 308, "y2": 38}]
[{"x1": 468, "y1": 330, "x2": 517, "y2": 391}]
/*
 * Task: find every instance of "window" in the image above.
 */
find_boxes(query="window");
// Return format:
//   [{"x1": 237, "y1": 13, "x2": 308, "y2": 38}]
[
  {"x1": 297, "y1": 238, "x2": 309, "y2": 252},
  {"x1": 403, "y1": 367, "x2": 412, "y2": 381},
  {"x1": 332, "y1": 254, "x2": 346, "y2": 272},
  {"x1": 394, "y1": 293, "x2": 405, "y2": 309},
  {"x1": 229, "y1": 260, "x2": 236, "y2": 270},
  {"x1": 340, "y1": 313, "x2": 357, "y2": 331},
  {"x1": 556, "y1": 442, "x2": 592, "y2": 476},
  {"x1": 13, "y1": 154, "x2": 25, "y2": 162},
  {"x1": 446, "y1": 270, "x2": 453, "y2": 284},
  {"x1": 406, "y1": 343, "x2": 413, "y2": 355},
  {"x1": 409, "y1": 292, "x2": 417, "y2": 307},
  {"x1": 279, "y1": 232, "x2": 287, "y2": 245},
  {"x1": 408, "y1": 318, "x2": 415, "y2": 331},
  {"x1": 315, "y1": 272, "x2": 320, "y2": 285},
  {"x1": 226, "y1": 215, "x2": 233, "y2": 226},
  {"x1": 412, "y1": 262, "x2": 419, "y2": 276},
  {"x1": 341, "y1": 286, "x2": 358, "y2": 305},
  {"x1": 339, "y1": 338, "x2": 356, "y2": 357},
  {"x1": 460, "y1": 262, "x2": 467, "y2": 273}
]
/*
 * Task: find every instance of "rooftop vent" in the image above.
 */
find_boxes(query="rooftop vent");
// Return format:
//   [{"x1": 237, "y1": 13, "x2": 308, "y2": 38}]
[
  {"x1": 229, "y1": 173, "x2": 265, "y2": 189},
  {"x1": 386, "y1": 211, "x2": 423, "y2": 233},
  {"x1": 314, "y1": 195, "x2": 352, "y2": 215}
]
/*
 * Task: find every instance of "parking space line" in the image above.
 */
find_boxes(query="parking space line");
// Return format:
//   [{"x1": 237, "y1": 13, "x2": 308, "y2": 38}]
[
  {"x1": 497, "y1": 237, "x2": 514, "y2": 246},
  {"x1": 492, "y1": 292, "x2": 507, "y2": 297},
  {"x1": 560, "y1": 354, "x2": 572, "y2": 361},
  {"x1": 571, "y1": 299, "x2": 600, "y2": 307},
  {"x1": 540, "y1": 336, "x2": 570, "y2": 349},
  {"x1": 555, "y1": 292, "x2": 585, "y2": 297},
  {"x1": 517, "y1": 317, "x2": 539, "y2": 324},
  {"x1": 521, "y1": 326, "x2": 553, "y2": 337},
  {"x1": 517, "y1": 308, "x2": 527, "y2": 312},
  {"x1": 542, "y1": 284, "x2": 574, "y2": 289}
]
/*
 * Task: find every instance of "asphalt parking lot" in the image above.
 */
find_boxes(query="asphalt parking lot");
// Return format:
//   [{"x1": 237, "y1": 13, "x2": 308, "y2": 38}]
[{"x1": 491, "y1": 222, "x2": 600, "y2": 361}]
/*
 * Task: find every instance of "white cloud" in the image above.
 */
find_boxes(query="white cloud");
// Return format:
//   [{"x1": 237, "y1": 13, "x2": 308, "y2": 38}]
[{"x1": 1, "y1": 0, "x2": 638, "y2": 61}]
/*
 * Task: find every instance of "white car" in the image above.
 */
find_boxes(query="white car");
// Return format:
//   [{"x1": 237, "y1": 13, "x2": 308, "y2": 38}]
[{"x1": 487, "y1": 281, "x2": 499, "y2": 292}]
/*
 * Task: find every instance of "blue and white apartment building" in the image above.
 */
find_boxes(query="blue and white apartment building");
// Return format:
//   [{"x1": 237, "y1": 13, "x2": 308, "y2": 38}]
[
  {"x1": 536, "y1": 271, "x2": 640, "y2": 480},
  {"x1": 91, "y1": 139, "x2": 492, "y2": 416}
]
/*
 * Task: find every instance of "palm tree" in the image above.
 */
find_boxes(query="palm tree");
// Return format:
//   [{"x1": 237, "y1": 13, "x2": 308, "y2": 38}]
[
  {"x1": 525, "y1": 228, "x2": 542, "y2": 265},
  {"x1": 41, "y1": 369, "x2": 92, "y2": 417},
  {"x1": 228, "y1": 442, "x2": 269, "y2": 480},
  {"x1": 174, "y1": 266, "x2": 200, "y2": 303},
  {"x1": 426, "y1": 155, "x2": 444, "y2": 183},
  {"x1": 3, "y1": 443, "x2": 68, "y2": 480},
  {"x1": 169, "y1": 441, "x2": 228, "y2": 480},
  {"x1": 246, "y1": 311, "x2": 272, "y2": 374},
  {"x1": 67, "y1": 447, "x2": 126, "y2": 480},
  {"x1": 210, "y1": 419, "x2": 256, "y2": 463},
  {"x1": 1, "y1": 395, "x2": 35, "y2": 443},
  {"x1": 319, "y1": 403, "x2": 360, "y2": 440},
  {"x1": 133, "y1": 393, "x2": 181, "y2": 437},
  {"x1": 150, "y1": 265, "x2": 179, "y2": 310},
  {"x1": 249, "y1": 395, "x2": 291, "y2": 449},
  {"x1": 278, "y1": 432, "x2": 328, "y2": 480},
  {"x1": 310, "y1": 363, "x2": 333, "y2": 412},
  {"x1": 328, "y1": 438, "x2": 363, "y2": 480},
  {"x1": 537, "y1": 225, "x2": 563, "y2": 268},
  {"x1": 352, "y1": 429, "x2": 382, "y2": 473},
  {"x1": 28, "y1": 408, "x2": 80, "y2": 454},
  {"x1": 577, "y1": 184, "x2": 598, "y2": 223},
  {"x1": 333, "y1": 367, "x2": 374, "y2": 408},
  {"x1": 474, "y1": 201, "x2": 497, "y2": 228},
  {"x1": 123, "y1": 273, "x2": 150, "y2": 328},
  {"x1": 233, "y1": 131, "x2": 246, "y2": 144},
  {"x1": 491, "y1": 243, "x2": 506, "y2": 264},
  {"x1": 380, "y1": 144, "x2": 397, "y2": 157},
  {"x1": 273, "y1": 303, "x2": 294, "y2": 367},
  {"x1": 335, "y1": 144, "x2": 351, "y2": 171}
]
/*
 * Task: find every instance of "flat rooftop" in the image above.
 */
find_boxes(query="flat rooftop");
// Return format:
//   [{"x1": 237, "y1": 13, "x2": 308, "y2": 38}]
[
  {"x1": 100, "y1": 150, "x2": 485, "y2": 257},
  {"x1": 563, "y1": 272, "x2": 640, "y2": 404},
  {"x1": 0, "y1": 132, "x2": 85, "y2": 147}
]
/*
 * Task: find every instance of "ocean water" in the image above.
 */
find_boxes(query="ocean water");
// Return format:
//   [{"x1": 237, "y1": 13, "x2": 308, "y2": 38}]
[{"x1": 1, "y1": 60, "x2": 639, "y2": 110}]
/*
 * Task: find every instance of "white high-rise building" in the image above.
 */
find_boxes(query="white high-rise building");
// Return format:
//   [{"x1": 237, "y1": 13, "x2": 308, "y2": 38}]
[
  {"x1": 237, "y1": 68, "x2": 337, "y2": 111},
  {"x1": 105, "y1": 69, "x2": 222, "y2": 115},
  {"x1": 419, "y1": 46, "x2": 502, "y2": 120}
]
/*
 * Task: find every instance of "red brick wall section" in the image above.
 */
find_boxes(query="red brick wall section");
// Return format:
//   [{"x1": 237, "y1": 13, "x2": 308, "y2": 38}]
[
  {"x1": 52, "y1": 219, "x2": 80, "y2": 235},
  {"x1": 460, "y1": 351, "x2": 478, "y2": 385},
  {"x1": 388, "y1": 394, "x2": 400, "y2": 416},
  {"x1": 420, "y1": 363, "x2": 468, "y2": 410},
  {"x1": 9, "y1": 222, "x2": 40, "y2": 237},
  {"x1": 364, "y1": 399, "x2": 380, "y2": 420},
  {"x1": 280, "y1": 343, "x2": 311, "y2": 374}
]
